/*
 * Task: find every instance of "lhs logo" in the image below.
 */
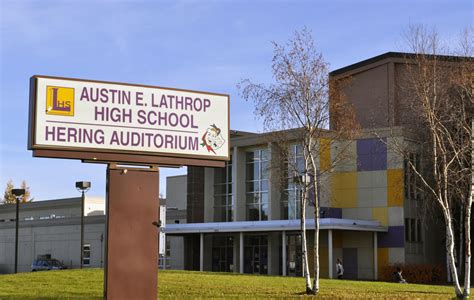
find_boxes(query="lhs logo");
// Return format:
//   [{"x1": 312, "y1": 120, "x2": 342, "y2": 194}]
[{"x1": 46, "y1": 86, "x2": 74, "y2": 116}]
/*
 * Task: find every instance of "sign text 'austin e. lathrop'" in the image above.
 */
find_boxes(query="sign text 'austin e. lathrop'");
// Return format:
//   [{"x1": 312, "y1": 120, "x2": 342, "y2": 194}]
[{"x1": 29, "y1": 76, "x2": 230, "y2": 160}]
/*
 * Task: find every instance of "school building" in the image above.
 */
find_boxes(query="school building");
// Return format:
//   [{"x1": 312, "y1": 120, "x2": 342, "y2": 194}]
[
  {"x1": 0, "y1": 197, "x2": 106, "y2": 273},
  {"x1": 163, "y1": 52, "x2": 450, "y2": 279},
  {"x1": 0, "y1": 52, "x2": 462, "y2": 277}
]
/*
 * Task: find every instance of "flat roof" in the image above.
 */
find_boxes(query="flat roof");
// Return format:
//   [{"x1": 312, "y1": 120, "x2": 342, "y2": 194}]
[
  {"x1": 0, "y1": 215, "x2": 105, "y2": 229},
  {"x1": 164, "y1": 218, "x2": 387, "y2": 234},
  {"x1": 0, "y1": 197, "x2": 81, "y2": 213},
  {"x1": 329, "y1": 51, "x2": 473, "y2": 77}
]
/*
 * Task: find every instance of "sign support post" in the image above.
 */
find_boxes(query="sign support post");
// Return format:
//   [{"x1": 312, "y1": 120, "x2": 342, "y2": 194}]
[{"x1": 104, "y1": 163, "x2": 159, "y2": 300}]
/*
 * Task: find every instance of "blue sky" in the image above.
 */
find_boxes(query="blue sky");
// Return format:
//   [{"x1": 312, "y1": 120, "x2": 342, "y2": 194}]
[{"x1": 0, "y1": 0, "x2": 472, "y2": 201}]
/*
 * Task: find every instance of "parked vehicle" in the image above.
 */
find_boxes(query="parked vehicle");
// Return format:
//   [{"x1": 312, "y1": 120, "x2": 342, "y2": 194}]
[{"x1": 31, "y1": 259, "x2": 67, "y2": 271}]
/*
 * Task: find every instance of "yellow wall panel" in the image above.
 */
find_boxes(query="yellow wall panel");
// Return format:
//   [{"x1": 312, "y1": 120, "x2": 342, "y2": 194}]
[
  {"x1": 340, "y1": 189, "x2": 358, "y2": 208},
  {"x1": 331, "y1": 173, "x2": 342, "y2": 190},
  {"x1": 320, "y1": 246, "x2": 329, "y2": 277},
  {"x1": 372, "y1": 207, "x2": 388, "y2": 226},
  {"x1": 333, "y1": 230, "x2": 343, "y2": 248},
  {"x1": 340, "y1": 172, "x2": 357, "y2": 189},
  {"x1": 331, "y1": 172, "x2": 357, "y2": 189},
  {"x1": 387, "y1": 169, "x2": 404, "y2": 207},
  {"x1": 320, "y1": 138, "x2": 331, "y2": 172},
  {"x1": 331, "y1": 172, "x2": 358, "y2": 208},
  {"x1": 320, "y1": 248, "x2": 328, "y2": 268},
  {"x1": 377, "y1": 247, "x2": 389, "y2": 277},
  {"x1": 331, "y1": 189, "x2": 343, "y2": 207}
]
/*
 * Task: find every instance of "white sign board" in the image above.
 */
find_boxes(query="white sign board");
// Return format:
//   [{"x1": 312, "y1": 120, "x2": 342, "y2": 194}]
[{"x1": 29, "y1": 76, "x2": 230, "y2": 161}]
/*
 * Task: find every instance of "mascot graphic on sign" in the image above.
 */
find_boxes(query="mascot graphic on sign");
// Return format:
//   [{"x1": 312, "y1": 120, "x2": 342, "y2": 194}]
[{"x1": 201, "y1": 124, "x2": 225, "y2": 154}]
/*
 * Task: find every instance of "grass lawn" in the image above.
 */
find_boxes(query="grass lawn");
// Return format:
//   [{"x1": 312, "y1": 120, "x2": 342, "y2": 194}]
[{"x1": 0, "y1": 268, "x2": 456, "y2": 299}]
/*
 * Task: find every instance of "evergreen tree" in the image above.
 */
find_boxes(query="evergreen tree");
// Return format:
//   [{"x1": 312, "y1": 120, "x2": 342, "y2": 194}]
[{"x1": 2, "y1": 179, "x2": 34, "y2": 204}]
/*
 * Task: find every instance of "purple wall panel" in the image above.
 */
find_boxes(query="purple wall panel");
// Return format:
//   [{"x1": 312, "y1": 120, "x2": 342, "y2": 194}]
[
  {"x1": 343, "y1": 248, "x2": 358, "y2": 279},
  {"x1": 372, "y1": 153, "x2": 387, "y2": 170},
  {"x1": 320, "y1": 207, "x2": 342, "y2": 218},
  {"x1": 357, "y1": 154, "x2": 373, "y2": 171},
  {"x1": 373, "y1": 138, "x2": 387, "y2": 153},
  {"x1": 357, "y1": 139, "x2": 374, "y2": 155},
  {"x1": 357, "y1": 138, "x2": 387, "y2": 171},
  {"x1": 378, "y1": 226, "x2": 405, "y2": 248}
]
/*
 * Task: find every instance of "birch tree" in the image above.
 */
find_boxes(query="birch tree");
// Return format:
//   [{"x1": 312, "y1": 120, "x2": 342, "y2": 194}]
[
  {"x1": 400, "y1": 24, "x2": 473, "y2": 298},
  {"x1": 455, "y1": 28, "x2": 473, "y2": 296},
  {"x1": 239, "y1": 28, "x2": 357, "y2": 294}
]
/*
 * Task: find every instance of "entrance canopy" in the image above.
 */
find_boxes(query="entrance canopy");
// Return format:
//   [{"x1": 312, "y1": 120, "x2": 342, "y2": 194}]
[{"x1": 164, "y1": 218, "x2": 387, "y2": 235}]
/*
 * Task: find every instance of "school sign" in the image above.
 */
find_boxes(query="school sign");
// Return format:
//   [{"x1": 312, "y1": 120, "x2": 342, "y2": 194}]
[
  {"x1": 28, "y1": 75, "x2": 230, "y2": 164},
  {"x1": 28, "y1": 75, "x2": 230, "y2": 299}
]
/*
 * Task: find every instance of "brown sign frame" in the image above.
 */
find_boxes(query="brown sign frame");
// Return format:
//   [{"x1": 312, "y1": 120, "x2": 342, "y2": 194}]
[{"x1": 28, "y1": 75, "x2": 230, "y2": 167}]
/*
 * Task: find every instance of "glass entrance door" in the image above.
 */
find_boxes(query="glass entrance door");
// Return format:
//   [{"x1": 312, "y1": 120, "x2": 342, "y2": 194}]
[
  {"x1": 287, "y1": 234, "x2": 302, "y2": 276},
  {"x1": 244, "y1": 235, "x2": 268, "y2": 274},
  {"x1": 211, "y1": 235, "x2": 234, "y2": 272}
]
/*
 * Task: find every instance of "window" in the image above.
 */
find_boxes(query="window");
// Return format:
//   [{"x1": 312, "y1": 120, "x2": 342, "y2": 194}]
[
  {"x1": 404, "y1": 153, "x2": 421, "y2": 200},
  {"x1": 83, "y1": 244, "x2": 91, "y2": 266},
  {"x1": 405, "y1": 218, "x2": 410, "y2": 242},
  {"x1": 214, "y1": 156, "x2": 233, "y2": 222},
  {"x1": 416, "y1": 219, "x2": 423, "y2": 242},
  {"x1": 281, "y1": 145, "x2": 304, "y2": 220},
  {"x1": 410, "y1": 218, "x2": 416, "y2": 242},
  {"x1": 405, "y1": 218, "x2": 423, "y2": 243},
  {"x1": 246, "y1": 150, "x2": 269, "y2": 221}
]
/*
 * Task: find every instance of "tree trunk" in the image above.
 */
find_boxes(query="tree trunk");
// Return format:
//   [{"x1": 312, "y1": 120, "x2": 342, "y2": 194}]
[
  {"x1": 459, "y1": 205, "x2": 464, "y2": 279},
  {"x1": 313, "y1": 201, "x2": 320, "y2": 294},
  {"x1": 300, "y1": 191, "x2": 312, "y2": 293},
  {"x1": 445, "y1": 217, "x2": 463, "y2": 298},
  {"x1": 463, "y1": 194, "x2": 472, "y2": 297},
  {"x1": 311, "y1": 168, "x2": 320, "y2": 294},
  {"x1": 464, "y1": 118, "x2": 474, "y2": 297}
]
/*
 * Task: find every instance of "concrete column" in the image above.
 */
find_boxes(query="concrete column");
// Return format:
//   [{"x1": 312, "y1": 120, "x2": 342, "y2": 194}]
[
  {"x1": 268, "y1": 142, "x2": 281, "y2": 220},
  {"x1": 282, "y1": 231, "x2": 287, "y2": 276},
  {"x1": 268, "y1": 232, "x2": 279, "y2": 275},
  {"x1": 200, "y1": 233, "x2": 204, "y2": 271},
  {"x1": 239, "y1": 232, "x2": 244, "y2": 274},
  {"x1": 373, "y1": 232, "x2": 378, "y2": 280},
  {"x1": 204, "y1": 168, "x2": 214, "y2": 222},
  {"x1": 328, "y1": 229, "x2": 333, "y2": 279},
  {"x1": 234, "y1": 147, "x2": 246, "y2": 221}
]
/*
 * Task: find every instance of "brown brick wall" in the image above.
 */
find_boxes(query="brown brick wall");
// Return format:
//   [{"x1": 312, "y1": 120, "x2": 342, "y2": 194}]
[{"x1": 187, "y1": 166, "x2": 205, "y2": 223}]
